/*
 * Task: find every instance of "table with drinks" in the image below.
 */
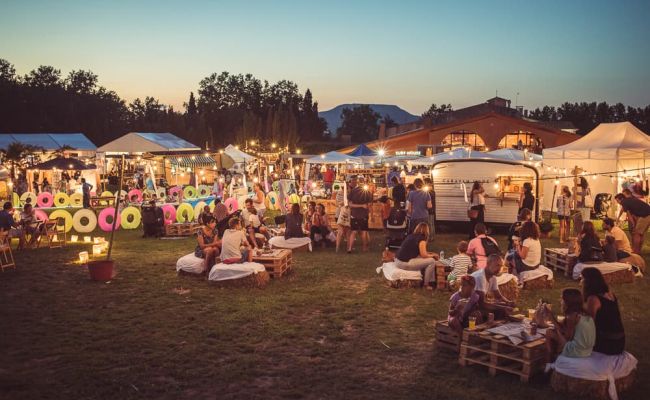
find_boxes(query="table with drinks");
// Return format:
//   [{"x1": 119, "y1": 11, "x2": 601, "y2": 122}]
[{"x1": 459, "y1": 309, "x2": 548, "y2": 382}]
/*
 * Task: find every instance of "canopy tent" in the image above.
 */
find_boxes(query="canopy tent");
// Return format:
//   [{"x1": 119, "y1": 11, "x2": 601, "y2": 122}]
[
  {"x1": 306, "y1": 151, "x2": 362, "y2": 165},
  {"x1": 97, "y1": 132, "x2": 200, "y2": 154},
  {"x1": 488, "y1": 149, "x2": 543, "y2": 162},
  {"x1": 348, "y1": 143, "x2": 377, "y2": 157},
  {"x1": 224, "y1": 145, "x2": 255, "y2": 163},
  {"x1": 541, "y1": 122, "x2": 650, "y2": 211},
  {"x1": 32, "y1": 157, "x2": 96, "y2": 171},
  {"x1": 0, "y1": 133, "x2": 96, "y2": 152},
  {"x1": 407, "y1": 148, "x2": 490, "y2": 166}
]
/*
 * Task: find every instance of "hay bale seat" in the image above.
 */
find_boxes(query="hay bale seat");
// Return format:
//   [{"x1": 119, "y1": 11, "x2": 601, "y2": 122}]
[
  {"x1": 573, "y1": 262, "x2": 636, "y2": 285},
  {"x1": 495, "y1": 274, "x2": 520, "y2": 302},
  {"x1": 207, "y1": 262, "x2": 270, "y2": 289},
  {"x1": 520, "y1": 265, "x2": 554, "y2": 290},
  {"x1": 551, "y1": 370, "x2": 636, "y2": 400},
  {"x1": 377, "y1": 262, "x2": 422, "y2": 289},
  {"x1": 268, "y1": 236, "x2": 312, "y2": 252}
]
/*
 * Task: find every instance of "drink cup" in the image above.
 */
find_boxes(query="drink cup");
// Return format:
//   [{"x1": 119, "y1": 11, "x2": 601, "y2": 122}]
[
  {"x1": 488, "y1": 313, "x2": 495, "y2": 323},
  {"x1": 468, "y1": 316, "x2": 477, "y2": 330},
  {"x1": 528, "y1": 309, "x2": 536, "y2": 320}
]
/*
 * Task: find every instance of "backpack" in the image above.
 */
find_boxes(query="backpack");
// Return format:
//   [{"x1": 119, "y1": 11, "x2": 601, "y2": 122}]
[
  {"x1": 386, "y1": 207, "x2": 407, "y2": 229},
  {"x1": 480, "y1": 237, "x2": 501, "y2": 257}
]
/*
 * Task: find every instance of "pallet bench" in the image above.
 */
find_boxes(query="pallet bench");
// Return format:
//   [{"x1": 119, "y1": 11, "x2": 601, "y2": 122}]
[
  {"x1": 544, "y1": 248, "x2": 577, "y2": 277},
  {"x1": 252, "y1": 249, "x2": 293, "y2": 278},
  {"x1": 435, "y1": 320, "x2": 460, "y2": 352},
  {"x1": 459, "y1": 322, "x2": 546, "y2": 382},
  {"x1": 165, "y1": 223, "x2": 201, "y2": 237}
]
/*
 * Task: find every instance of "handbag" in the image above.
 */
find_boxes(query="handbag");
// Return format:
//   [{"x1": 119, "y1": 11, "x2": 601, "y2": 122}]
[
  {"x1": 337, "y1": 206, "x2": 351, "y2": 227},
  {"x1": 467, "y1": 208, "x2": 479, "y2": 219}
]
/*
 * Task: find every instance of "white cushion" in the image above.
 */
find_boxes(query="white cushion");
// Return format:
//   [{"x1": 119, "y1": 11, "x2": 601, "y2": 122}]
[
  {"x1": 268, "y1": 236, "x2": 312, "y2": 251},
  {"x1": 176, "y1": 253, "x2": 205, "y2": 274},
  {"x1": 519, "y1": 265, "x2": 554, "y2": 283},
  {"x1": 496, "y1": 273, "x2": 518, "y2": 285},
  {"x1": 573, "y1": 262, "x2": 632, "y2": 280},
  {"x1": 376, "y1": 262, "x2": 422, "y2": 281},
  {"x1": 208, "y1": 262, "x2": 266, "y2": 282}
]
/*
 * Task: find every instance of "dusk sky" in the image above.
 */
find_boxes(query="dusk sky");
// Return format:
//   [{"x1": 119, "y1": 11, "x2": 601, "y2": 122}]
[{"x1": 2, "y1": 0, "x2": 649, "y2": 114}]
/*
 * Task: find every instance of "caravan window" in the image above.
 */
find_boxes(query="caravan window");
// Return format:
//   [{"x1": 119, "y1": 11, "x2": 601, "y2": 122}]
[
  {"x1": 498, "y1": 131, "x2": 537, "y2": 150},
  {"x1": 441, "y1": 131, "x2": 486, "y2": 151}
]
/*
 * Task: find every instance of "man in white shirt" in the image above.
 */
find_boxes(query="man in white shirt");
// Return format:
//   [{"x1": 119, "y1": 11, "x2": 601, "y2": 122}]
[
  {"x1": 220, "y1": 218, "x2": 252, "y2": 262},
  {"x1": 603, "y1": 218, "x2": 632, "y2": 259},
  {"x1": 471, "y1": 254, "x2": 515, "y2": 318}
]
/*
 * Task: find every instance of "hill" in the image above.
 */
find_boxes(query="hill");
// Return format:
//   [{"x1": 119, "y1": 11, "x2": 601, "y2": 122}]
[{"x1": 319, "y1": 104, "x2": 419, "y2": 133}]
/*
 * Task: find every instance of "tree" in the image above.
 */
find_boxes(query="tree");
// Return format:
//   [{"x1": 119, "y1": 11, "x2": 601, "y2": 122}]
[
  {"x1": 337, "y1": 105, "x2": 381, "y2": 142},
  {"x1": 185, "y1": 92, "x2": 197, "y2": 116},
  {"x1": 65, "y1": 70, "x2": 98, "y2": 94},
  {"x1": 24, "y1": 65, "x2": 62, "y2": 88},
  {"x1": 0, "y1": 59, "x2": 17, "y2": 83},
  {"x1": 421, "y1": 103, "x2": 452, "y2": 126},
  {"x1": 381, "y1": 114, "x2": 397, "y2": 128},
  {"x1": 0, "y1": 142, "x2": 44, "y2": 179}
]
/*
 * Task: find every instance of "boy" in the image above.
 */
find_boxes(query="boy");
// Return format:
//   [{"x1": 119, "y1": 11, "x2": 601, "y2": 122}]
[
  {"x1": 220, "y1": 218, "x2": 253, "y2": 263},
  {"x1": 447, "y1": 241, "x2": 472, "y2": 284},
  {"x1": 448, "y1": 275, "x2": 481, "y2": 333}
]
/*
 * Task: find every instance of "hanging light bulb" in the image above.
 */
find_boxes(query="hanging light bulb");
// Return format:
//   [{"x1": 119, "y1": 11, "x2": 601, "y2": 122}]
[
  {"x1": 592, "y1": 174, "x2": 597, "y2": 180},
  {"x1": 554, "y1": 179, "x2": 560, "y2": 185}
]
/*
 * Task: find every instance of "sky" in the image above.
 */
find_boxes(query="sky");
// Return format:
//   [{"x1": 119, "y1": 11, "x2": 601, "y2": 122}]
[{"x1": 2, "y1": 0, "x2": 650, "y2": 114}]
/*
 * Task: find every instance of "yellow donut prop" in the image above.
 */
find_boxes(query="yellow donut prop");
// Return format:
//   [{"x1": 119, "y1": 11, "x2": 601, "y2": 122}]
[
  {"x1": 20, "y1": 192, "x2": 37, "y2": 206},
  {"x1": 72, "y1": 208, "x2": 97, "y2": 233},
  {"x1": 183, "y1": 185, "x2": 197, "y2": 199},
  {"x1": 176, "y1": 203, "x2": 194, "y2": 223},
  {"x1": 13, "y1": 192, "x2": 20, "y2": 207},
  {"x1": 48, "y1": 209, "x2": 73, "y2": 233},
  {"x1": 193, "y1": 201, "x2": 207, "y2": 221},
  {"x1": 54, "y1": 192, "x2": 70, "y2": 207},
  {"x1": 69, "y1": 192, "x2": 83, "y2": 207},
  {"x1": 120, "y1": 206, "x2": 141, "y2": 229},
  {"x1": 99, "y1": 191, "x2": 113, "y2": 205},
  {"x1": 197, "y1": 185, "x2": 211, "y2": 197},
  {"x1": 265, "y1": 191, "x2": 279, "y2": 211}
]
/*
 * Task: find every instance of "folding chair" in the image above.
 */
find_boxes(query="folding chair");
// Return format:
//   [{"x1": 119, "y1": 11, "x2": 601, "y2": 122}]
[
  {"x1": 0, "y1": 231, "x2": 16, "y2": 271},
  {"x1": 39, "y1": 218, "x2": 66, "y2": 249}
]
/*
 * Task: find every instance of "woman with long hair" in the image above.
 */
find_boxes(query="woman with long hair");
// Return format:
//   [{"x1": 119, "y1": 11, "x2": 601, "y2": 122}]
[
  {"x1": 578, "y1": 221, "x2": 603, "y2": 263},
  {"x1": 518, "y1": 182, "x2": 535, "y2": 215},
  {"x1": 507, "y1": 220, "x2": 541, "y2": 274},
  {"x1": 252, "y1": 182, "x2": 266, "y2": 219},
  {"x1": 545, "y1": 288, "x2": 595, "y2": 364},
  {"x1": 556, "y1": 186, "x2": 573, "y2": 243},
  {"x1": 394, "y1": 222, "x2": 440, "y2": 289},
  {"x1": 195, "y1": 216, "x2": 221, "y2": 273},
  {"x1": 468, "y1": 181, "x2": 485, "y2": 239},
  {"x1": 581, "y1": 268, "x2": 625, "y2": 355}
]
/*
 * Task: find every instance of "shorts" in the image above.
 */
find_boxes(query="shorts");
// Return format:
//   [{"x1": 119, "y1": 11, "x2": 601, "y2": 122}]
[
  {"x1": 241, "y1": 249, "x2": 250, "y2": 263},
  {"x1": 557, "y1": 215, "x2": 570, "y2": 221},
  {"x1": 634, "y1": 215, "x2": 650, "y2": 235},
  {"x1": 350, "y1": 217, "x2": 369, "y2": 232}
]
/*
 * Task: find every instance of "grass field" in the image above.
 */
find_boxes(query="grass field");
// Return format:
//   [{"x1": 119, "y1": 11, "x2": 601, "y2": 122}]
[{"x1": 0, "y1": 227, "x2": 648, "y2": 400}]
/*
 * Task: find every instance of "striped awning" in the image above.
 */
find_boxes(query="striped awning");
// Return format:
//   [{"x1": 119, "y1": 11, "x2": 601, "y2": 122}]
[{"x1": 169, "y1": 155, "x2": 217, "y2": 168}]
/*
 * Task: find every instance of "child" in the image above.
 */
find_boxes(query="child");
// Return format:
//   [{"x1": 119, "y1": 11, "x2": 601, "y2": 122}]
[
  {"x1": 220, "y1": 217, "x2": 253, "y2": 263},
  {"x1": 304, "y1": 201, "x2": 316, "y2": 232},
  {"x1": 602, "y1": 235, "x2": 618, "y2": 262},
  {"x1": 544, "y1": 288, "x2": 595, "y2": 365},
  {"x1": 447, "y1": 241, "x2": 473, "y2": 284},
  {"x1": 448, "y1": 275, "x2": 481, "y2": 333}
]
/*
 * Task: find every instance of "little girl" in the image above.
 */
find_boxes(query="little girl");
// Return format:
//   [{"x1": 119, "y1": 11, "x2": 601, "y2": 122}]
[{"x1": 448, "y1": 275, "x2": 481, "y2": 333}]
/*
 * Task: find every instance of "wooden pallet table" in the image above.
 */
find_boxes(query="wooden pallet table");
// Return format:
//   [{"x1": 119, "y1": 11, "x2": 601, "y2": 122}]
[
  {"x1": 544, "y1": 248, "x2": 577, "y2": 277},
  {"x1": 165, "y1": 223, "x2": 201, "y2": 237},
  {"x1": 435, "y1": 320, "x2": 460, "y2": 352},
  {"x1": 435, "y1": 262, "x2": 450, "y2": 290},
  {"x1": 459, "y1": 322, "x2": 546, "y2": 382},
  {"x1": 252, "y1": 249, "x2": 292, "y2": 278}
]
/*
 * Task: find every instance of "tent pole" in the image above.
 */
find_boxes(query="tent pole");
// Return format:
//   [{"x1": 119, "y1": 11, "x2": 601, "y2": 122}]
[{"x1": 106, "y1": 154, "x2": 125, "y2": 261}]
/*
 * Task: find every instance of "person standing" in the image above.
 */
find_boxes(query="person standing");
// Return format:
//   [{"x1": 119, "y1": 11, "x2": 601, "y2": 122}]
[
  {"x1": 406, "y1": 178, "x2": 432, "y2": 234},
  {"x1": 614, "y1": 193, "x2": 650, "y2": 254},
  {"x1": 323, "y1": 166, "x2": 335, "y2": 194},
  {"x1": 391, "y1": 176, "x2": 406, "y2": 209},
  {"x1": 518, "y1": 182, "x2": 535, "y2": 215},
  {"x1": 347, "y1": 176, "x2": 372, "y2": 253},
  {"x1": 468, "y1": 181, "x2": 485, "y2": 239},
  {"x1": 575, "y1": 177, "x2": 591, "y2": 221},
  {"x1": 252, "y1": 182, "x2": 266, "y2": 220},
  {"x1": 556, "y1": 186, "x2": 573, "y2": 243},
  {"x1": 81, "y1": 178, "x2": 93, "y2": 209}
]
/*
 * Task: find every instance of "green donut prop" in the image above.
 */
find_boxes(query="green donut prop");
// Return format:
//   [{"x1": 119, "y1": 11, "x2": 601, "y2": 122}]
[
  {"x1": 99, "y1": 191, "x2": 113, "y2": 205},
  {"x1": 176, "y1": 203, "x2": 194, "y2": 223},
  {"x1": 289, "y1": 193, "x2": 300, "y2": 204},
  {"x1": 332, "y1": 182, "x2": 343, "y2": 192},
  {"x1": 54, "y1": 192, "x2": 70, "y2": 207},
  {"x1": 193, "y1": 201, "x2": 207, "y2": 221},
  {"x1": 183, "y1": 185, "x2": 197, "y2": 199},
  {"x1": 272, "y1": 181, "x2": 280, "y2": 192},
  {"x1": 72, "y1": 208, "x2": 97, "y2": 233},
  {"x1": 120, "y1": 206, "x2": 141, "y2": 229},
  {"x1": 20, "y1": 192, "x2": 37, "y2": 206},
  {"x1": 69, "y1": 192, "x2": 83, "y2": 207},
  {"x1": 48, "y1": 209, "x2": 73, "y2": 233},
  {"x1": 197, "y1": 185, "x2": 211, "y2": 197}
]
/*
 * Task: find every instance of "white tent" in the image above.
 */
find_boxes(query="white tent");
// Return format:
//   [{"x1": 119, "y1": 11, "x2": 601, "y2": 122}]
[
  {"x1": 488, "y1": 149, "x2": 543, "y2": 162},
  {"x1": 97, "y1": 132, "x2": 200, "y2": 153},
  {"x1": 224, "y1": 144, "x2": 255, "y2": 163},
  {"x1": 305, "y1": 151, "x2": 362, "y2": 165},
  {"x1": 541, "y1": 122, "x2": 650, "y2": 210}
]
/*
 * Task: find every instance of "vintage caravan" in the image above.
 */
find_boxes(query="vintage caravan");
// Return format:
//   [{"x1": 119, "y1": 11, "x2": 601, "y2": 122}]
[{"x1": 424, "y1": 149, "x2": 541, "y2": 226}]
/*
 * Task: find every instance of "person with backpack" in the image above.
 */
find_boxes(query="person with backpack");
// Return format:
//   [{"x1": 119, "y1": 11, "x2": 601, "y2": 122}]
[{"x1": 466, "y1": 223, "x2": 500, "y2": 269}]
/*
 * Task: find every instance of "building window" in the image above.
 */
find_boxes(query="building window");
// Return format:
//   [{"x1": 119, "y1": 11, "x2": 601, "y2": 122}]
[
  {"x1": 440, "y1": 131, "x2": 486, "y2": 151},
  {"x1": 498, "y1": 131, "x2": 540, "y2": 151}
]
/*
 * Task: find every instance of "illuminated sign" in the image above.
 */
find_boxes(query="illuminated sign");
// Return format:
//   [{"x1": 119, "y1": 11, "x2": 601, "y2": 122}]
[{"x1": 395, "y1": 151, "x2": 421, "y2": 156}]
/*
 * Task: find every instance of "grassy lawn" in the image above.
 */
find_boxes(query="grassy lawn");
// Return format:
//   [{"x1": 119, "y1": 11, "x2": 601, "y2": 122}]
[{"x1": 1, "y1": 227, "x2": 648, "y2": 400}]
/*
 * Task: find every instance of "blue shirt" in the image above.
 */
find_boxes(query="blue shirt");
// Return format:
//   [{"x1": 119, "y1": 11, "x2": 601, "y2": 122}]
[
  {"x1": 0, "y1": 210, "x2": 15, "y2": 230},
  {"x1": 407, "y1": 189, "x2": 430, "y2": 219}
]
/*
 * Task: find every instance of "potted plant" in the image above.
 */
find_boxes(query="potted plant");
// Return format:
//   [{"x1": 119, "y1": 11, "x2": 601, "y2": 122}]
[{"x1": 539, "y1": 219, "x2": 554, "y2": 238}]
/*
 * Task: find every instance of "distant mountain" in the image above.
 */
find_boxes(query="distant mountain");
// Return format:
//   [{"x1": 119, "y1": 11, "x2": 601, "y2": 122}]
[{"x1": 319, "y1": 104, "x2": 419, "y2": 133}]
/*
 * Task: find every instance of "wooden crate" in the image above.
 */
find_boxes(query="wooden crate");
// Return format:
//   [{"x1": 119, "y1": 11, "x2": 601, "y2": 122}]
[
  {"x1": 165, "y1": 223, "x2": 201, "y2": 237},
  {"x1": 252, "y1": 249, "x2": 292, "y2": 278},
  {"x1": 544, "y1": 248, "x2": 577, "y2": 277},
  {"x1": 459, "y1": 323, "x2": 546, "y2": 382},
  {"x1": 435, "y1": 263, "x2": 450, "y2": 290},
  {"x1": 435, "y1": 320, "x2": 460, "y2": 352}
]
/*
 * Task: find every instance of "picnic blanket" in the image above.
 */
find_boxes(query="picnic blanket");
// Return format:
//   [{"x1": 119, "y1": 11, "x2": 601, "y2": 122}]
[
  {"x1": 550, "y1": 352, "x2": 638, "y2": 400},
  {"x1": 519, "y1": 265, "x2": 554, "y2": 283},
  {"x1": 176, "y1": 253, "x2": 205, "y2": 274},
  {"x1": 376, "y1": 262, "x2": 422, "y2": 282},
  {"x1": 268, "y1": 236, "x2": 312, "y2": 251},
  {"x1": 208, "y1": 262, "x2": 266, "y2": 282},
  {"x1": 573, "y1": 262, "x2": 632, "y2": 280}
]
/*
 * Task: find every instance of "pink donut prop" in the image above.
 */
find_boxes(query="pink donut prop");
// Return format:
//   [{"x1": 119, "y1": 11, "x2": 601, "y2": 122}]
[
  {"x1": 161, "y1": 204, "x2": 176, "y2": 225},
  {"x1": 224, "y1": 197, "x2": 238, "y2": 214},
  {"x1": 98, "y1": 207, "x2": 121, "y2": 232},
  {"x1": 34, "y1": 209, "x2": 49, "y2": 222},
  {"x1": 169, "y1": 186, "x2": 182, "y2": 200},
  {"x1": 37, "y1": 192, "x2": 54, "y2": 208},
  {"x1": 128, "y1": 189, "x2": 143, "y2": 203}
]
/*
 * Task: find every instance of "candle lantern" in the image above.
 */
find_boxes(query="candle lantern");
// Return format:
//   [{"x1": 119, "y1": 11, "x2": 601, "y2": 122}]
[
  {"x1": 92, "y1": 244, "x2": 103, "y2": 256},
  {"x1": 71, "y1": 235, "x2": 79, "y2": 242},
  {"x1": 79, "y1": 251, "x2": 89, "y2": 264},
  {"x1": 84, "y1": 236, "x2": 92, "y2": 243}
]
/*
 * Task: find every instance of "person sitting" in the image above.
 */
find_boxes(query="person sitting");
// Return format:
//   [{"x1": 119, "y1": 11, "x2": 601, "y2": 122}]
[
  {"x1": 601, "y1": 218, "x2": 632, "y2": 261},
  {"x1": 578, "y1": 221, "x2": 604, "y2": 263},
  {"x1": 507, "y1": 221, "x2": 542, "y2": 274},
  {"x1": 602, "y1": 236, "x2": 618, "y2": 263},
  {"x1": 195, "y1": 216, "x2": 221, "y2": 273},
  {"x1": 447, "y1": 240, "x2": 472, "y2": 284},
  {"x1": 467, "y1": 223, "x2": 500, "y2": 269},
  {"x1": 241, "y1": 198, "x2": 269, "y2": 248},
  {"x1": 310, "y1": 203, "x2": 332, "y2": 247},
  {"x1": 394, "y1": 222, "x2": 439, "y2": 290},
  {"x1": 471, "y1": 254, "x2": 515, "y2": 319},
  {"x1": 545, "y1": 288, "x2": 596, "y2": 364},
  {"x1": 197, "y1": 205, "x2": 212, "y2": 225},
  {"x1": 507, "y1": 208, "x2": 532, "y2": 251},
  {"x1": 304, "y1": 201, "x2": 316, "y2": 233},
  {"x1": 0, "y1": 202, "x2": 25, "y2": 249},
  {"x1": 20, "y1": 203, "x2": 42, "y2": 246},
  {"x1": 582, "y1": 267, "x2": 625, "y2": 355},
  {"x1": 448, "y1": 275, "x2": 481, "y2": 333},
  {"x1": 220, "y1": 217, "x2": 253, "y2": 263},
  {"x1": 285, "y1": 203, "x2": 305, "y2": 239}
]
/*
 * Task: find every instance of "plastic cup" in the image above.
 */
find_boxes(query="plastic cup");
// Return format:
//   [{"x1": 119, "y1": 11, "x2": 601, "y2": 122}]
[
  {"x1": 468, "y1": 316, "x2": 477, "y2": 330},
  {"x1": 528, "y1": 309, "x2": 536, "y2": 320}
]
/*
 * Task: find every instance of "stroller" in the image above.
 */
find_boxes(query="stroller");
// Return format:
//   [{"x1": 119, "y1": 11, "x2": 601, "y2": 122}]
[
  {"x1": 593, "y1": 193, "x2": 612, "y2": 219},
  {"x1": 141, "y1": 205, "x2": 164, "y2": 237},
  {"x1": 385, "y1": 206, "x2": 408, "y2": 250}
]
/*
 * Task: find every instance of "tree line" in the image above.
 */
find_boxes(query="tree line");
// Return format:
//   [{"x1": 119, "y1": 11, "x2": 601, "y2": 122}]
[{"x1": 0, "y1": 59, "x2": 327, "y2": 150}]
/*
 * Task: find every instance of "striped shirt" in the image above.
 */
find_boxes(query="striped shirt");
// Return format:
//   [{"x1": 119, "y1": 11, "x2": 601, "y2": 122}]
[{"x1": 448, "y1": 254, "x2": 473, "y2": 281}]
